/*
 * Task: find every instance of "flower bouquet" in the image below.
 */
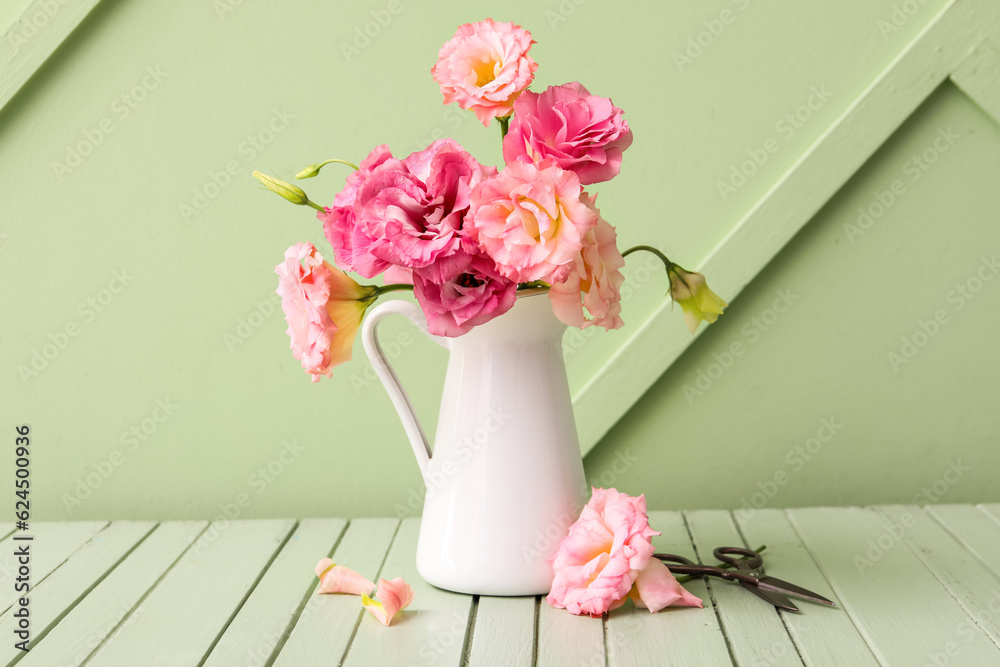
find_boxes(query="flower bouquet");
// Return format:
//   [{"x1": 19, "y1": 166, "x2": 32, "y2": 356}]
[{"x1": 255, "y1": 18, "x2": 726, "y2": 597}]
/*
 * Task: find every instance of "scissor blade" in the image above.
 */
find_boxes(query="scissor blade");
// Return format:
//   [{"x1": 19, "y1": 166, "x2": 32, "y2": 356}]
[
  {"x1": 759, "y1": 577, "x2": 837, "y2": 607},
  {"x1": 739, "y1": 581, "x2": 799, "y2": 612}
]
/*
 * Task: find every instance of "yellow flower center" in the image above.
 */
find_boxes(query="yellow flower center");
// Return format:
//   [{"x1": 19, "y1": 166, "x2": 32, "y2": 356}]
[
  {"x1": 472, "y1": 57, "x2": 501, "y2": 87},
  {"x1": 516, "y1": 196, "x2": 559, "y2": 243}
]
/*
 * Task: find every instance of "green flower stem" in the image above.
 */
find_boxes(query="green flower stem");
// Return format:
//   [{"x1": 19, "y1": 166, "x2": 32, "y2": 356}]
[
  {"x1": 297, "y1": 158, "x2": 360, "y2": 179},
  {"x1": 374, "y1": 283, "x2": 415, "y2": 296},
  {"x1": 622, "y1": 244, "x2": 674, "y2": 270},
  {"x1": 517, "y1": 280, "x2": 549, "y2": 291},
  {"x1": 305, "y1": 199, "x2": 325, "y2": 212},
  {"x1": 499, "y1": 116, "x2": 510, "y2": 141},
  {"x1": 317, "y1": 158, "x2": 359, "y2": 172}
]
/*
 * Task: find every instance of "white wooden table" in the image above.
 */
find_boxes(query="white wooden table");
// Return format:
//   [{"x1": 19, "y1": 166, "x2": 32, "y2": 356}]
[{"x1": 5, "y1": 505, "x2": 1000, "y2": 666}]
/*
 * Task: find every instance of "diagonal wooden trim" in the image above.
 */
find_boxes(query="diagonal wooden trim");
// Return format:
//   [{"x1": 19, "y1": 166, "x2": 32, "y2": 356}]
[
  {"x1": 0, "y1": 0, "x2": 105, "y2": 113},
  {"x1": 575, "y1": 0, "x2": 1000, "y2": 455},
  {"x1": 951, "y1": 28, "x2": 1000, "y2": 123}
]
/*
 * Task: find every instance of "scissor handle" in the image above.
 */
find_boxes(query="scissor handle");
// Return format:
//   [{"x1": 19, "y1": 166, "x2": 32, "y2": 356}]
[{"x1": 713, "y1": 546, "x2": 763, "y2": 570}]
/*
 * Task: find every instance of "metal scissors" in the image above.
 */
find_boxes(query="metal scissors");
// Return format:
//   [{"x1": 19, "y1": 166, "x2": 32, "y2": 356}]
[{"x1": 654, "y1": 546, "x2": 836, "y2": 612}]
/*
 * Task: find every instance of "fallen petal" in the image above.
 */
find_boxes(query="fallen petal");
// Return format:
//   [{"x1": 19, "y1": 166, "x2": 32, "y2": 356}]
[
  {"x1": 629, "y1": 559, "x2": 703, "y2": 612},
  {"x1": 362, "y1": 577, "x2": 415, "y2": 626},
  {"x1": 315, "y1": 558, "x2": 376, "y2": 596}
]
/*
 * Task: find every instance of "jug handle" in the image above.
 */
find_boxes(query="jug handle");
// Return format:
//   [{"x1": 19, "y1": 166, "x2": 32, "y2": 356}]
[{"x1": 361, "y1": 299, "x2": 446, "y2": 477}]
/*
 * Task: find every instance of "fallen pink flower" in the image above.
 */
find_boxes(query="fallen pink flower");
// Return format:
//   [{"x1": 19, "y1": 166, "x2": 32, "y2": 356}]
[
  {"x1": 362, "y1": 577, "x2": 415, "y2": 626},
  {"x1": 314, "y1": 558, "x2": 376, "y2": 596}
]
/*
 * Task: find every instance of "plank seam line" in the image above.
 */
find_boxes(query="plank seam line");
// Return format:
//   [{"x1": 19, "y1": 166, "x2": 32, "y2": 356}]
[
  {"x1": 197, "y1": 520, "x2": 301, "y2": 667},
  {"x1": 924, "y1": 507, "x2": 1000, "y2": 580},
  {"x1": 336, "y1": 518, "x2": 403, "y2": 667},
  {"x1": 263, "y1": 519, "x2": 352, "y2": 667},
  {"x1": 79, "y1": 521, "x2": 213, "y2": 667},
  {"x1": 6, "y1": 521, "x2": 159, "y2": 667},
  {"x1": 680, "y1": 511, "x2": 739, "y2": 667},
  {"x1": 873, "y1": 507, "x2": 1000, "y2": 650},
  {"x1": 782, "y1": 509, "x2": 891, "y2": 667},
  {"x1": 600, "y1": 611, "x2": 609, "y2": 667},
  {"x1": 923, "y1": 505, "x2": 1000, "y2": 577},
  {"x1": 530, "y1": 596, "x2": 541, "y2": 667},
  {"x1": 457, "y1": 595, "x2": 479, "y2": 667},
  {"x1": 728, "y1": 511, "x2": 809, "y2": 667},
  {"x1": 975, "y1": 504, "x2": 1000, "y2": 529},
  {"x1": 0, "y1": 521, "x2": 110, "y2": 617}
]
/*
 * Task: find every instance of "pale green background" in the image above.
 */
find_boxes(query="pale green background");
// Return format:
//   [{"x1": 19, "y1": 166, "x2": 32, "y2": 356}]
[{"x1": 1, "y1": 0, "x2": 997, "y2": 521}]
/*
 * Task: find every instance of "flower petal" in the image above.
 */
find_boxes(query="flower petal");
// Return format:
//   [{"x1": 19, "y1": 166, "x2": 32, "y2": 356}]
[
  {"x1": 362, "y1": 577, "x2": 415, "y2": 626},
  {"x1": 629, "y1": 559, "x2": 703, "y2": 612},
  {"x1": 315, "y1": 558, "x2": 376, "y2": 596}
]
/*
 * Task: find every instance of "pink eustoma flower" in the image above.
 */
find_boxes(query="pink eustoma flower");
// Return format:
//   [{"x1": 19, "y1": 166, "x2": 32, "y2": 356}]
[
  {"x1": 503, "y1": 82, "x2": 633, "y2": 185},
  {"x1": 546, "y1": 488, "x2": 659, "y2": 617},
  {"x1": 362, "y1": 577, "x2": 415, "y2": 626},
  {"x1": 413, "y1": 251, "x2": 517, "y2": 337},
  {"x1": 548, "y1": 195, "x2": 626, "y2": 331},
  {"x1": 319, "y1": 145, "x2": 395, "y2": 279},
  {"x1": 320, "y1": 141, "x2": 495, "y2": 278},
  {"x1": 275, "y1": 243, "x2": 377, "y2": 382},
  {"x1": 315, "y1": 558, "x2": 376, "y2": 596},
  {"x1": 432, "y1": 19, "x2": 538, "y2": 126},
  {"x1": 468, "y1": 159, "x2": 597, "y2": 283}
]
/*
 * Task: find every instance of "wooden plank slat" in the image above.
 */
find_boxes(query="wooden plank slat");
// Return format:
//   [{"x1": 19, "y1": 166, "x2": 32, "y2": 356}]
[
  {"x1": 0, "y1": 521, "x2": 155, "y2": 662},
  {"x1": 467, "y1": 596, "x2": 535, "y2": 667},
  {"x1": 86, "y1": 519, "x2": 295, "y2": 666},
  {"x1": 734, "y1": 509, "x2": 882, "y2": 666},
  {"x1": 342, "y1": 518, "x2": 474, "y2": 667},
  {"x1": 926, "y1": 504, "x2": 1000, "y2": 577},
  {"x1": 605, "y1": 511, "x2": 732, "y2": 667},
  {"x1": 0, "y1": 521, "x2": 107, "y2": 612},
  {"x1": 272, "y1": 518, "x2": 399, "y2": 667},
  {"x1": 537, "y1": 595, "x2": 604, "y2": 667},
  {"x1": 789, "y1": 507, "x2": 1000, "y2": 665},
  {"x1": 202, "y1": 519, "x2": 348, "y2": 667},
  {"x1": 877, "y1": 505, "x2": 1000, "y2": 646},
  {"x1": 16, "y1": 521, "x2": 206, "y2": 667},
  {"x1": 684, "y1": 510, "x2": 803, "y2": 667}
]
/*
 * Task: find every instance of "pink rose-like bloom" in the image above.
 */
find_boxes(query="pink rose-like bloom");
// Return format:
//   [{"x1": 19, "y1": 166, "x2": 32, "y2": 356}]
[
  {"x1": 548, "y1": 195, "x2": 626, "y2": 331},
  {"x1": 275, "y1": 243, "x2": 377, "y2": 382},
  {"x1": 546, "y1": 488, "x2": 659, "y2": 617},
  {"x1": 320, "y1": 140, "x2": 495, "y2": 278},
  {"x1": 468, "y1": 159, "x2": 597, "y2": 283},
  {"x1": 432, "y1": 19, "x2": 538, "y2": 126},
  {"x1": 320, "y1": 145, "x2": 395, "y2": 278},
  {"x1": 503, "y1": 82, "x2": 633, "y2": 185},
  {"x1": 413, "y1": 251, "x2": 517, "y2": 337},
  {"x1": 315, "y1": 558, "x2": 376, "y2": 596},
  {"x1": 362, "y1": 577, "x2": 415, "y2": 626}
]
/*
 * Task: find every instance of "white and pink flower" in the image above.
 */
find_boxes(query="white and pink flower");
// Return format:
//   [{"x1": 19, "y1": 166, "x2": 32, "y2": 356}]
[
  {"x1": 432, "y1": 19, "x2": 538, "y2": 126},
  {"x1": 467, "y1": 160, "x2": 597, "y2": 284}
]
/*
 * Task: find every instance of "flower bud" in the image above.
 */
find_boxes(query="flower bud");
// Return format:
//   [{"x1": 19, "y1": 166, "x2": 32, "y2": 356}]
[
  {"x1": 253, "y1": 171, "x2": 309, "y2": 206},
  {"x1": 667, "y1": 265, "x2": 727, "y2": 334},
  {"x1": 295, "y1": 158, "x2": 358, "y2": 179}
]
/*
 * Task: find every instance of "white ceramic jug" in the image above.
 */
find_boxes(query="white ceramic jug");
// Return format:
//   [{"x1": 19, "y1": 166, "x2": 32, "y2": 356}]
[{"x1": 361, "y1": 290, "x2": 587, "y2": 595}]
